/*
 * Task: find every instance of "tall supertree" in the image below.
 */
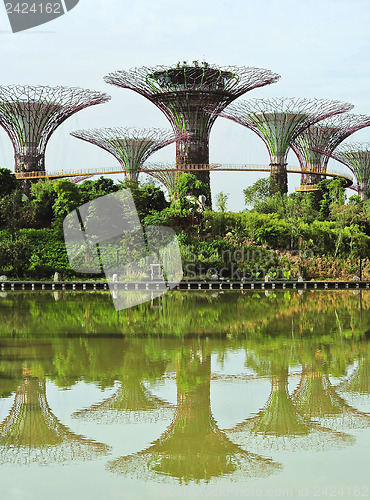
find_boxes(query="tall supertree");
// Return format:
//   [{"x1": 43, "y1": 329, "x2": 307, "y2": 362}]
[
  {"x1": 291, "y1": 114, "x2": 370, "y2": 189},
  {"x1": 0, "y1": 85, "x2": 110, "y2": 193},
  {"x1": 71, "y1": 127, "x2": 185, "y2": 181},
  {"x1": 319, "y1": 143, "x2": 370, "y2": 200},
  {"x1": 215, "y1": 97, "x2": 353, "y2": 193},
  {"x1": 104, "y1": 62, "x2": 281, "y2": 199}
]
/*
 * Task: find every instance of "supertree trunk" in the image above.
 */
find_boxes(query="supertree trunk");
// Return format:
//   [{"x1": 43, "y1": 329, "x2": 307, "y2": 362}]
[{"x1": 270, "y1": 156, "x2": 288, "y2": 194}]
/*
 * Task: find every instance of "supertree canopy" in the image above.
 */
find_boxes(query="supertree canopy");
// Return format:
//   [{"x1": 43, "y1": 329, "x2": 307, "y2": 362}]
[
  {"x1": 142, "y1": 162, "x2": 179, "y2": 198},
  {"x1": 71, "y1": 127, "x2": 186, "y2": 181},
  {"x1": 292, "y1": 114, "x2": 370, "y2": 188},
  {"x1": 0, "y1": 85, "x2": 110, "y2": 190},
  {"x1": 215, "y1": 97, "x2": 353, "y2": 193},
  {"x1": 104, "y1": 62, "x2": 281, "y2": 193},
  {"x1": 323, "y1": 142, "x2": 370, "y2": 200}
]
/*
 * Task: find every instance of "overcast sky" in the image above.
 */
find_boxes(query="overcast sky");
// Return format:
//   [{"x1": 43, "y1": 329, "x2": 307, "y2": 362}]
[{"x1": 1, "y1": 0, "x2": 370, "y2": 210}]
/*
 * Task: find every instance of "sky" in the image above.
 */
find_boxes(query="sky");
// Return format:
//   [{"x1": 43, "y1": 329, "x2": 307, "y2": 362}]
[{"x1": 1, "y1": 0, "x2": 370, "y2": 210}]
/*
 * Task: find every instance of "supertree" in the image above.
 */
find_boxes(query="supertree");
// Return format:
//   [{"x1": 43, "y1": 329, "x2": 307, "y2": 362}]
[
  {"x1": 0, "y1": 85, "x2": 110, "y2": 193},
  {"x1": 291, "y1": 114, "x2": 370, "y2": 189},
  {"x1": 319, "y1": 142, "x2": 370, "y2": 200},
  {"x1": 215, "y1": 97, "x2": 353, "y2": 193},
  {"x1": 142, "y1": 162, "x2": 179, "y2": 198},
  {"x1": 104, "y1": 62, "x2": 281, "y2": 198},
  {"x1": 71, "y1": 127, "x2": 185, "y2": 181}
]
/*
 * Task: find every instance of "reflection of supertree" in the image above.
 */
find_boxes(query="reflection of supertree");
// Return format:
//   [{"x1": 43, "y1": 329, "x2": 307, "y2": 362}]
[
  {"x1": 0, "y1": 85, "x2": 110, "y2": 193},
  {"x1": 72, "y1": 343, "x2": 173, "y2": 424},
  {"x1": 292, "y1": 364, "x2": 370, "y2": 432},
  {"x1": 292, "y1": 114, "x2": 370, "y2": 188},
  {"x1": 72, "y1": 377, "x2": 173, "y2": 424},
  {"x1": 0, "y1": 374, "x2": 111, "y2": 465},
  {"x1": 337, "y1": 350, "x2": 370, "y2": 405},
  {"x1": 71, "y1": 127, "x2": 186, "y2": 181},
  {"x1": 216, "y1": 97, "x2": 353, "y2": 193},
  {"x1": 107, "y1": 347, "x2": 281, "y2": 484},
  {"x1": 320, "y1": 143, "x2": 370, "y2": 200},
  {"x1": 341, "y1": 358, "x2": 370, "y2": 394},
  {"x1": 225, "y1": 350, "x2": 355, "y2": 453},
  {"x1": 104, "y1": 63, "x2": 280, "y2": 191}
]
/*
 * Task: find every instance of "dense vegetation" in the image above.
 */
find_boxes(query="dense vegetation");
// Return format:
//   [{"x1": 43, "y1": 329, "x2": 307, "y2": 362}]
[{"x1": 0, "y1": 167, "x2": 369, "y2": 280}]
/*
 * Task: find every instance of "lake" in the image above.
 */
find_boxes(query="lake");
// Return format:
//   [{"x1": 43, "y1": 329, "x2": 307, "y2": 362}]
[{"x1": 0, "y1": 290, "x2": 369, "y2": 499}]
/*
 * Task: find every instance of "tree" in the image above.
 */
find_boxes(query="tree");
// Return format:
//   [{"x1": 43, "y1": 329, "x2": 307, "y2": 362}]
[
  {"x1": 0, "y1": 189, "x2": 25, "y2": 236},
  {"x1": 243, "y1": 178, "x2": 275, "y2": 209},
  {"x1": 52, "y1": 180, "x2": 82, "y2": 228},
  {"x1": 215, "y1": 192, "x2": 229, "y2": 213},
  {"x1": 0, "y1": 168, "x2": 19, "y2": 199},
  {"x1": 174, "y1": 173, "x2": 210, "y2": 205},
  {"x1": 118, "y1": 179, "x2": 168, "y2": 219},
  {"x1": 0, "y1": 236, "x2": 32, "y2": 277},
  {"x1": 30, "y1": 180, "x2": 57, "y2": 227},
  {"x1": 318, "y1": 178, "x2": 346, "y2": 220},
  {"x1": 79, "y1": 176, "x2": 118, "y2": 205}
]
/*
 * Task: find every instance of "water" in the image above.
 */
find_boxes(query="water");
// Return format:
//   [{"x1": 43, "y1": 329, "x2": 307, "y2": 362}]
[{"x1": 0, "y1": 290, "x2": 369, "y2": 499}]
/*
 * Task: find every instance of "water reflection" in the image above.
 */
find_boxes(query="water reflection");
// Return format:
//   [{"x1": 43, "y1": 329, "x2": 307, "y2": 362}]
[
  {"x1": 107, "y1": 343, "x2": 282, "y2": 483},
  {"x1": 72, "y1": 342, "x2": 174, "y2": 423},
  {"x1": 0, "y1": 368, "x2": 111, "y2": 466},
  {"x1": 226, "y1": 347, "x2": 356, "y2": 452},
  {"x1": 0, "y1": 289, "x2": 369, "y2": 336},
  {"x1": 292, "y1": 363, "x2": 370, "y2": 431},
  {"x1": 0, "y1": 290, "x2": 369, "y2": 486}
]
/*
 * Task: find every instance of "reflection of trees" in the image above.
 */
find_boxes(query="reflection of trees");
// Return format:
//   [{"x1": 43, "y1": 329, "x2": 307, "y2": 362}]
[
  {"x1": 337, "y1": 345, "x2": 370, "y2": 406},
  {"x1": 225, "y1": 347, "x2": 356, "y2": 452},
  {"x1": 292, "y1": 363, "x2": 370, "y2": 431},
  {"x1": 107, "y1": 344, "x2": 282, "y2": 484},
  {"x1": 71, "y1": 340, "x2": 173, "y2": 423},
  {"x1": 1, "y1": 289, "x2": 370, "y2": 337},
  {"x1": 73, "y1": 378, "x2": 172, "y2": 423},
  {"x1": 0, "y1": 370, "x2": 111, "y2": 465}
]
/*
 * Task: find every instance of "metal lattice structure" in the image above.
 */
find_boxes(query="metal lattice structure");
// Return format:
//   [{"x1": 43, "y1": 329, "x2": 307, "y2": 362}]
[
  {"x1": 142, "y1": 162, "x2": 179, "y2": 197},
  {"x1": 0, "y1": 85, "x2": 110, "y2": 192},
  {"x1": 71, "y1": 127, "x2": 187, "y2": 181},
  {"x1": 292, "y1": 114, "x2": 370, "y2": 188},
  {"x1": 104, "y1": 63, "x2": 281, "y2": 193},
  {"x1": 323, "y1": 143, "x2": 370, "y2": 200},
  {"x1": 215, "y1": 97, "x2": 353, "y2": 193}
]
